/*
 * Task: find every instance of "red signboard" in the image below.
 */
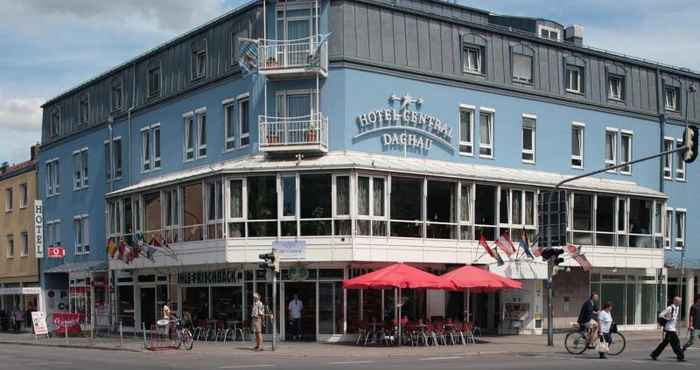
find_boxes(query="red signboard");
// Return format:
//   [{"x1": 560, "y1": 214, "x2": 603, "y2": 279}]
[
  {"x1": 52, "y1": 312, "x2": 82, "y2": 335},
  {"x1": 47, "y1": 247, "x2": 65, "y2": 258}
]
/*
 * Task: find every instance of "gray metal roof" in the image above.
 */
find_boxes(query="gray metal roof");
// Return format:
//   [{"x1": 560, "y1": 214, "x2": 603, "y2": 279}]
[
  {"x1": 43, "y1": 260, "x2": 108, "y2": 274},
  {"x1": 107, "y1": 151, "x2": 666, "y2": 198}
]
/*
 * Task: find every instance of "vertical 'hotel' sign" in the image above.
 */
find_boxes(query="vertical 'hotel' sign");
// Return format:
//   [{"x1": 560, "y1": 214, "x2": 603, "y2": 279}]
[{"x1": 34, "y1": 200, "x2": 43, "y2": 258}]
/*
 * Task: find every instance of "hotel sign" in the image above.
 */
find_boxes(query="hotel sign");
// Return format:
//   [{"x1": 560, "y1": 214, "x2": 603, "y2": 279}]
[
  {"x1": 34, "y1": 200, "x2": 43, "y2": 258},
  {"x1": 354, "y1": 94, "x2": 454, "y2": 153}
]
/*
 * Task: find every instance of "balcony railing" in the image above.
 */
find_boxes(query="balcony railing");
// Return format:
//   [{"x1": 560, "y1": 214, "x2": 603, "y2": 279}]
[
  {"x1": 259, "y1": 112, "x2": 328, "y2": 153},
  {"x1": 258, "y1": 36, "x2": 328, "y2": 77}
]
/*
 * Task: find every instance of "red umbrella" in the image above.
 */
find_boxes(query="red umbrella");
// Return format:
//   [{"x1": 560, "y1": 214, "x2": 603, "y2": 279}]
[
  {"x1": 440, "y1": 265, "x2": 523, "y2": 292},
  {"x1": 343, "y1": 263, "x2": 453, "y2": 290}
]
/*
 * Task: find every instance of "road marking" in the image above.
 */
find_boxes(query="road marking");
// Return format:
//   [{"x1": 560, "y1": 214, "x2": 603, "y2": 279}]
[
  {"x1": 219, "y1": 365, "x2": 275, "y2": 369},
  {"x1": 419, "y1": 356, "x2": 463, "y2": 361},
  {"x1": 328, "y1": 360, "x2": 376, "y2": 365}
]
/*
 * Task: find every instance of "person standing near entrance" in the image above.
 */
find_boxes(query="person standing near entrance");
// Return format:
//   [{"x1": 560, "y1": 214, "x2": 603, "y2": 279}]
[
  {"x1": 251, "y1": 293, "x2": 265, "y2": 351},
  {"x1": 651, "y1": 296, "x2": 684, "y2": 362},
  {"x1": 683, "y1": 294, "x2": 700, "y2": 351},
  {"x1": 288, "y1": 294, "x2": 303, "y2": 341}
]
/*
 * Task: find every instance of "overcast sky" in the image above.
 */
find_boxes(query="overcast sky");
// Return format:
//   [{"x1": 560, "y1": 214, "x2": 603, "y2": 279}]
[{"x1": 0, "y1": 0, "x2": 698, "y2": 164}]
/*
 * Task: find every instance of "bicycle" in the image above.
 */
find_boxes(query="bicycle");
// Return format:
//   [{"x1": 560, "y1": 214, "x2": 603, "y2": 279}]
[
  {"x1": 564, "y1": 322, "x2": 625, "y2": 356},
  {"x1": 161, "y1": 318, "x2": 194, "y2": 350}
]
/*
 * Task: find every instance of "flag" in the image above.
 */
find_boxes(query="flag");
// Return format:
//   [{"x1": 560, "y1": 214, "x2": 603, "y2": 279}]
[
  {"x1": 573, "y1": 254, "x2": 593, "y2": 272},
  {"x1": 480, "y1": 234, "x2": 504, "y2": 266},
  {"x1": 238, "y1": 38, "x2": 258, "y2": 76},
  {"x1": 518, "y1": 231, "x2": 535, "y2": 259},
  {"x1": 566, "y1": 244, "x2": 580, "y2": 256},
  {"x1": 118, "y1": 240, "x2": 126, "y2": 261},
  {"x1": 495, "y1": 234, "x2": 515, "y2": 257},
  {"x1": 308, "y1": 33, "x2": 331, "y2": 65},
  {"x1": 107, "y1": 239, "x2": 118, "y2": 258}
]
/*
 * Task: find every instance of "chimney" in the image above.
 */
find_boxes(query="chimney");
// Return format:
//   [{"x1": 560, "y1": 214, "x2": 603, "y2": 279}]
[
  {"x1": 565, "y1": 25, "x2": 584, "y2": 46},
  {"x1": 30, "y1": 143, "x2": 40, "y2": 161},
  {"x1": 0, "y1": 162, "x2": 8, "y2": 174}
]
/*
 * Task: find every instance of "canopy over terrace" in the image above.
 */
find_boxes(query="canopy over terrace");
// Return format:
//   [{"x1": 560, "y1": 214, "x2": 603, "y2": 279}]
[{"x1": 440, "y1": 265, "x2": 523, "y2": 292}]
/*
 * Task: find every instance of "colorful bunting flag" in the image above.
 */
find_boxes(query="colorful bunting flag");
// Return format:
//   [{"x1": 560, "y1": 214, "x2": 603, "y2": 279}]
[
  {"x1": 479, "y1": 234, "x2": 505, "y2": 266},
  {"x1": 495, "y1": 235, "x2": 515, "y2": 257},
  {"x1": 518, "y1": 230, "x2": 535, "y2": 259},
  {"x1": 573, "y1": 254, "x2": 593, "y2": 271}
]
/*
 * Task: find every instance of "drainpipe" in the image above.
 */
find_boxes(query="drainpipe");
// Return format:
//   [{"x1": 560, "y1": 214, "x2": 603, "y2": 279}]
[
  {"x1": 656, "y1": 67, "x2": 665, "y2": 194},
  {"x1": 128, "y1": 61, "x2": 137, "y2": 187}
]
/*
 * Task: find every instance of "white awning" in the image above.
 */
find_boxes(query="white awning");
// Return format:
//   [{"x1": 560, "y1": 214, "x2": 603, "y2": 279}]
[{"x1": 107, "y1": 151, "x2": 666, "y2": 198}]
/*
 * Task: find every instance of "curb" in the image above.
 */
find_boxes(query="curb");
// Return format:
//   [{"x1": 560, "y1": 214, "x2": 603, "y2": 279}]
[{"x1": 0, "y1": 340, "x2": 144, "y2": 353}]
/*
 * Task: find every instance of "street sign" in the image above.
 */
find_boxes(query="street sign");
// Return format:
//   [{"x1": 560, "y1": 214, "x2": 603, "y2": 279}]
[
  {"x1": 34, "y1": 200, "x2": 43, "y2": 258},
  {"x1": 538, "y1": 190, "x2": 567, "y2": 247},
  {"x1": 47, "y1": 247, "x2": 65, "y2": 259},
  {"x1": 272, "y1": 240, "x2": 306, "y2": 260}
]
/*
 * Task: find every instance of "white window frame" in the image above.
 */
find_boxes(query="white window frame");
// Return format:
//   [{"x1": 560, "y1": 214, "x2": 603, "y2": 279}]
[
  {"x1": 665, "y1": 86, "x2": 679, "y2": 111},
  {"x1": 458, "y1": 104, "x2": 475, "y2": 156},
  {"x1": 4, "y1": 188, "x2": 12, "y2": 212},
  {"x1": 46, "y1": 220, "x2": 62, "y2": 248},
  {"x1": 46, "y1": 158, "x2": 60, "y2": 197},
  {"x1": 20, "y1": 231, "x2": 29, "y2": 257},
  {"x1": 107, "y1": 199, "x2": 123, "y2": 238},
  {"x1": 183, "y1": 112, "x2": 195, "y2": 162},
  {"x1": 521, "y1": 113, "x2": 536, "y2": 164},
  {"x1": 19, "y1": 183, "x2": 27, "y2": 209},
  {"x1": 512, "y1": 53, "x2": 533, "y2": 84},
  {"x1": 571, "y1": 122, "x2": 585, "y2": 169},
  {"x1": 608, "y1": 75, "x2": 624, "y2": 101},
  {"x1": 238, "y1": 93, "x2": 251, "y2": 148},
  {"x1": 74, "y1": 214, "x2": 90, "y2": 255},
  {"x1": 72, "y1": 148, "x2": 89, "y2": 190},
  {"x1": 204, "y1": 178, "x2": 223, "y2": 240},
  {"x1": 663, "y1": 137, "x2": 674, "y2": 180},
  {"x1": 664, "y1": 208, "x2": 673, "y2": 249},
  {"x1": 226, "y1": 177, "x2": 248, "y2": 237},
  {"x1": 463, "y1": 45, "x2": 483, "y2": 75},
  {"x1": 478, "y1": 108, "x2": 495, "y2": 159},
  {"x1": 332, "y1": 174, "x2": 352, "y2": 219},
  {"x1": 676, "y1": 138, "x2": 686, "y2": 181},
  {"x1": 196, "y1": 108, "x2": 208, "y2": 158},
  {"x1": 605, "y1": 128, "x2": 618, "y2": 170},
  {"x1": 675, "y1": 209, "x2": 686, "y2": 250},
  {"x1": 538, "y1": 25, "x2": 561, "y2": 41},
  {"x1": 355, "y1": 174, "x2": 388, "y2": 237},
  {"x1": 457, "y1": 181, "x2": 474, "y2": 237},
  {"x1": 620, "y1": 130, "x2": 633, "y2": 175},
  {"x1": 105, "y1": 137, "x2": 124, "y2": 180},
  {"x1": 223, "y1": 97, "x2": 236, "y2": 151},
  {"x1": 192, "y1": 47, "x2": 207, "y2": 80},
  {"x1": 566, "y1": 65, "x2": 583, "y2": 94},
  {"x1": 6, "y1": 234, "x2": 14, "y2": 258}
]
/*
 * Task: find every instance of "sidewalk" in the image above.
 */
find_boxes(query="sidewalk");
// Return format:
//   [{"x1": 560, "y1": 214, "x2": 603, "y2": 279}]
[{"x1": 0, "y1": 330, "x2": 665, "y2": 357}]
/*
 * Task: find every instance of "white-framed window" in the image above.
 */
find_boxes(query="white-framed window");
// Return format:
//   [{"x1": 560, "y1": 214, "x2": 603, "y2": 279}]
[
  {"x1": 226, "y1": 177, "x2": 246, "y2": 238},
  {"x1": 205, "y1": 178, "x2": 223, "y2": 240},
  {"x1": 73, "y1": 214, "x2": 90, "y2": 255},
  {"x1": 46, "y1": 220, "x2": 62, "y2": 248},
  {"x1": 333, "y1": 174, "x2": 352, "y2": 236},
  {"x1": 571, "y1": 123, "x2": 585, "y2": 168},
  {"x1": 675, "y1": 209, "x2": 686, "y2": 249},
  {"x1": 676, "y1": 139, "x2": 686, "y2": 181},
  {"x1": 19, "y1": 183, "x2": 27, "y2": 209},
  {"x1": 608, "y1": 75, "x2": 624, "y2": 101},
  {"x1": 356, "y1": 174, "x2": 387, "y2": 237},
  {"x1": 223, "y1": 99, "x2": 236, "y2": 151},
  {"x1": 538, "y1": 25, "x2": 560, "y2": 41},
  {"x1": 665, "y1": 86, "x2": 679, "y2": 111},
  {"x1": 664, "y1": 208, "x2": 673, "y2": 249},
  {"x1": 72, "y1": 148, "x2": 89, "y2": 190},
  {"x1": 479, "y1": 109, "x2": 494, "y2": 158},
  {"x1": 192, "y1": 47, "x2": 207, "y2": 80},
  {"x1": 6, "y1": 234, "x2": 14, "y2": 258},
  {"x1": 458, "y1": 105, "x2": 474, "y2": 155},
  {"x1": 104, "y1": 137, "x2": 123, "y2": 180},
  {"x1": 184, "y1": 113, "x2": 195, "y2": 161},
  {"x1": 239, "y1": 95, "x2": 250, "y2": 147},
  {"x1": 163, "y1": 188, "x2": 181, "y2": 242},
  {"x1": 512, "y1": 53, "x2": 533, "y2": 84},
  {"x1": 141, "y1": 125, "x2": 161, "y2": 172},
  {"x1": 458, "y1": 181, "x2": 473, "y2": 240},
  {"x1": 107, "y1": 200, "x2": 122, "y2": 237},
  {"x1": 4, "y1": 188, "x2": 12, "y2": 212},
  {"x1": 79, "y1": 94, "x2": 89, "y2": 125},
  {"x1": 197, "y1": 110, "x2": 207, "y2": 158},
  {"x1": 147, "y1": 66, "x2": 161, "y2": 98},
  {"x1": 46, "y1": 159, "x2": 60, "y2": 197},
  {"x1": 521, "y1": 114, "x2": 536, "y2": 163},
  {"x1": 620, "y1": 131, "x2": 633, "y2": 174},
  {"x1": 463, "y1": 45, "x2": 483, "y2": 74},
  {"x1": 20, "y1": 231, "x2": 29, "y2": 257},
  {"x1": 605, "y1": 128, "x2": 618, "y2": 169},
  {"x1": 663, "y1": 137, "x2": 674, "y2": 179},
  {"x1": 566, "y1": 65, "x2": 583, "y2": 94}
]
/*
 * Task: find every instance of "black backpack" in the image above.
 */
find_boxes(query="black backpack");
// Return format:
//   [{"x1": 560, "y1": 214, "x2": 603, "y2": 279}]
[{"x1": 657, "y1": 316, "x2": 668, "y2": 327}]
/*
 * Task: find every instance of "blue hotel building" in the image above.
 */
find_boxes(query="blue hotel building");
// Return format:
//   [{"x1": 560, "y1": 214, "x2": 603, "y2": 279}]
[{"x1": 38, "y1": 0, "x2": 698, "y2": 338}]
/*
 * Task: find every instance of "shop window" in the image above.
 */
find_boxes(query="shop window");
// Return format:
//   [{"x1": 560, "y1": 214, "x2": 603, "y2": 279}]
[
  {"x1": 300, "y1": 174, "x2": 332, "y2": 236},
  {"x1": 182, "y1": 182, "x2": 204, "y2": 241},
  {"x1": 117, "y1": 285, "x2": 135, "y2": 327},
  {"x1": 474, "y1": 184, "x2": 496, "y2": 240},
  {"x1": 426, "y1": 180, "x2": 457, "y2": 239},
  {"x1": 206, "y1": 179, "x2": 223, "y2": 239},
  {"x1": 629, "y1": 198, "x2": 652, "y2": 248},
  {"x1": 183, "y1": 287, "x2": 210, "y2": 324},
  {"x1": 247, "y1": 176, "x2": 278, "y2": 237},
  {"x1": 595, "y1": 195, "x2": 615, "y2": 246},
  {"x1": 318, "y1": 282, "x2": 343, "y2": 335},
  {"x1": 356, "y1": 176, "x2": 387, "y2": 236},
  {"x1": 143, "y1": 191, "x2": 161, "y2": 241},
  {"x1": 212, "y1": 286, "x2": 243, "y2": 322},
  {"x1": 390, "y1": 177, "x2": 423, "y2": 238},
  {"x1": 571, "y1": 193, "x2": 593, "y2": 245}
]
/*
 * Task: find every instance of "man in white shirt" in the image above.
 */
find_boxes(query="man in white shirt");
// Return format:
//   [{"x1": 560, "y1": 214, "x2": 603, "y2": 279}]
[
  {"x1": 288, "y1": 294, "x2": 303, "y2": 341},
  {"x1": 651, "y1": 296, "x2": 684, "y2": 362}
]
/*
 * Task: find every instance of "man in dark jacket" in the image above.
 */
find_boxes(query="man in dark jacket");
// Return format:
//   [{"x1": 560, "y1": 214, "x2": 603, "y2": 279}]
[
  {"x1": 577, "y1": 293, "x2": 599, "y2": 339},
  {"x1": 683, "y1": 294, "x2": 700, "y2": 351}
]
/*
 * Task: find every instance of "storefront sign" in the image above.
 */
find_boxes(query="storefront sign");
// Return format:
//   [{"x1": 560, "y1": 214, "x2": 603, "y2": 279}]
[
  {"x1": 52, "y1": 312, "x2": 82, "y2": 335},
  {"x1": 47, "y1": 247, "x2": 65, "y2": 258},
  {"x1": 177, "y1": 269, "x2": 243, "y2": 285},
  {"x1": 272, "y1": 240, "x2": 306, "y2": 260},
  {"x1": 31, "y1": 311, "x2": 48, "y2": 336},
  {"x1": 34, "y1": 200, "x2": 43, "y2": 258},
  {"x1": 354, "y1": 94, "x2": 454, "y2": 153}
]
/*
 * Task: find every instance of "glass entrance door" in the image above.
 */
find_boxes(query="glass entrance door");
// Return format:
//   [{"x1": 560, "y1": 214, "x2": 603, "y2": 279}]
[
  {"x1": 140, "y1": 287, "x2": 156, "y2": 330},
  {"x1": 284, "y1": 282, "x2": 316, "y2": 341}
]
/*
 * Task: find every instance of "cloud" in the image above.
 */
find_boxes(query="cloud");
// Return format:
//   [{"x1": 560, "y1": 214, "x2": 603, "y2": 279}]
[{"x1": 0, "y1": 95, "x2": 43, "y2": 132}]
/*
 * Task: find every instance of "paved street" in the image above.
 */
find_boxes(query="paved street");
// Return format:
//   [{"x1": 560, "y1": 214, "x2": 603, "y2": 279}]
[{"x1": 0, "y1": 339, "x2": 696, "y2": 370}]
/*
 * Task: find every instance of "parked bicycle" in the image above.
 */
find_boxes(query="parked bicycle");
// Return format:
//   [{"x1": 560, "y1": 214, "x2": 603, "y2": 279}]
[
  {"x1": 161, "y1": 318, "x2": 194, "y2": 350},
  {"x1": 564, "y1": 322, "x2": 625, "y2": 355}
]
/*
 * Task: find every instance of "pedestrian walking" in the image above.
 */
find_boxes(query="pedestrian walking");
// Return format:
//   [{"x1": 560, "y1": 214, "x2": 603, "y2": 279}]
[
  {"x1": 651, "y1": 296, "x2": 685, "y2": 362},
  {"x1": 288, "y1": 294, "x2": 303, "y2": 341},
  {"x1": 251, "y1": 293, "x2": 265, "y2": 351},
  {"x1": 597, "y1": 302, "x2": 614, "y2": 359},
  {"x1": 683, "y1": 294, "x2": 700, "y2": 351}
]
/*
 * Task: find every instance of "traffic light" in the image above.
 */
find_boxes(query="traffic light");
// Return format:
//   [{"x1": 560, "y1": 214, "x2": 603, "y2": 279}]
[
  {"x1": 682, "y1": 126, "x2": 698, "y2": 163},
  {"x1": 541, "y1": 248, "x2": 565, "y2": 266},
  {"x1": 258, "y1": 251, "x2": 280, "y2": 272}
]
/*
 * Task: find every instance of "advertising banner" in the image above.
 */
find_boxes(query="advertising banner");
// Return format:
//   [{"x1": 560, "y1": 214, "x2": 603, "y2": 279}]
[
  {"x1": 52, "y1": 312, "x2": 82, "y2": 335},
  {"x1": 31, "y1": 311, "x2": 48, "y2": 336}
]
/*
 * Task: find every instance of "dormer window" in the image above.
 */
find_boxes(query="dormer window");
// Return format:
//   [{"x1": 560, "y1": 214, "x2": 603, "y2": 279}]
[
  {"x1": 50, "y1": 109, "x2": 61, "y2": 137},
  {"x1": 79, "y1": 94, "x2": 89, "y2": 125},
  {"x1": 608, "y1": 75, "x2": 625, "y2": 101},
  {"x1": 566, "y1": 65, "x2": 584, "y2": 94},
  {"x1": 665, "y1": 86, "x2": 680, "y2": 112},
  {"x1": 539, "y1": 26, "x2": 561, "y2": 41},
  {"x1": 463, "y1": 45, "x2": 483, "y2": 75},
  {"x1": 147, "y1": 66, "x2": 161, "y2": 98}
]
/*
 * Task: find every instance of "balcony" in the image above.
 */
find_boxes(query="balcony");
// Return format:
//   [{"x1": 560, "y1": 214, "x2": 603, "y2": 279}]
[
  {"x1": 259, "y1": 113, "x2": 328, "y2": 153},
  {"x1": 258, "y1": 36, "x2": 328, "y2": 79}
]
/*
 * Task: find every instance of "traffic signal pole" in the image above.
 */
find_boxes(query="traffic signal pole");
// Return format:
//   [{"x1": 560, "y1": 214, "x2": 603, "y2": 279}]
[{"x1": 272, "y1": 269, "x2": 277, "y2": 351}]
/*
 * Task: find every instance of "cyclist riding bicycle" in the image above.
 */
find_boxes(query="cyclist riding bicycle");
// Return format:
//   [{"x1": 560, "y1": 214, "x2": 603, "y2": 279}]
[{"x1": 577, "y1": 293, "x2": 600, "y2": 344}]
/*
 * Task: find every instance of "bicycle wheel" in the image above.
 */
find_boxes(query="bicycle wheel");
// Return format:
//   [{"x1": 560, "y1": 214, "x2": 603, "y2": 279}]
[
  {"x1": 182, "y1": 329, "x2": 194, "y2": 351},
  {"x1": 607, "y1": 332, "x2": 626, "y2": 356},
  {"x1": 565, "y1": 331, "x2": 589, "y2": 355}
]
